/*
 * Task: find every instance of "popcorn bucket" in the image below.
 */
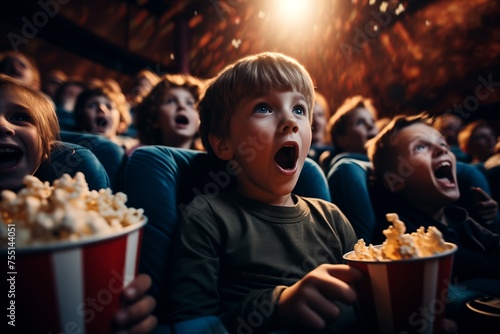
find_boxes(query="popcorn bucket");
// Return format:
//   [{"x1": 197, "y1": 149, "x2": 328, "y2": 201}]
[
  {"x1": 343, "y1": 242, "x2": 457, "y2": 334},
  {"x1": 3, "y1": 218, "x2": 146, "y2": 334}
]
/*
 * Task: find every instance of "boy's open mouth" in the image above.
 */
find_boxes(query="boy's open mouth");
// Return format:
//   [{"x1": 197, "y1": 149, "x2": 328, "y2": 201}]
[
  {"x1": 175, "y1": 115, "x2": 189, "y2": 125},
  {"x1": 433, "y1": 161, "x2": 455, "y2": 185},
  {"x1": 0, "y1": 147, "x2": 22, "y2": 170},
  {"x1": 274, "y1": 144, "x2": 297, "y2": 170},
  {"x1": 96, "y1": 117, "x2": 109, "y2": 129}
]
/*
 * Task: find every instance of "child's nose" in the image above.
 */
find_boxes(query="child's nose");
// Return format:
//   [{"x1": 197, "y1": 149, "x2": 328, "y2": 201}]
[
  {"x1": 0, "y1": 117, "x2": 15, "y2": 136},
  {"x1": 279, "y1": 116, "x2": 299, "y2": 134},
  {"x1": 97, "y1": 104, "x2": 109, "y2": 113},
  {"x1": 177, "y1": 101, "x2": 186, "y2": 110}
]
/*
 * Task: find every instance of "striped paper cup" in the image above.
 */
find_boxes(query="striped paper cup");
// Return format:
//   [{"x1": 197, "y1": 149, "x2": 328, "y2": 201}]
[
  {"x1": 343, "y1": 242, "x2": 457, "y2": 334},
  {"x1": 6, "y1": 218, "x2": 146, "y2": 334}
]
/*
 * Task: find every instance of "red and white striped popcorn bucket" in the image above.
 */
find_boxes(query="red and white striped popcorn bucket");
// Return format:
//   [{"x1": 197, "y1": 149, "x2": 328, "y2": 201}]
[
  {"x1": 6, "y1": 218, "x2": 146, "y2": 334},
  {"x1": 343, "y1": 243, "x2": 457, "y2": 334}
]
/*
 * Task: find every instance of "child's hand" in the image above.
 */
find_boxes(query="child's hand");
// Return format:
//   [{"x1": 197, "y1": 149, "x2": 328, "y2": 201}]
[
  {"x1": 276, "y1": 264, "x2": 362, "y2": 330},
  {"x1": 113, "y1": 274, "x2": 157, "y2": 334},
  {"x1": 471, "y1": 187, "x2": 498, "y2": 226}
]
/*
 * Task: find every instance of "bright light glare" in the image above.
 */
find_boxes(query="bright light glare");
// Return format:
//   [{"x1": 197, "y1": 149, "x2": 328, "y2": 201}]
[{"x1": 275, "y1": 0, "x2": 310, "y2": 20}]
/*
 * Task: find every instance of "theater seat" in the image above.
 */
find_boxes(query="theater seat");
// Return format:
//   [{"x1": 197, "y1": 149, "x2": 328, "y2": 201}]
[
  {"x1": 35, "y1": 141, "x2": 110, "y2": 191},
  {"x1": 327, "y1": 157, "x2": 493, "y2": 244},
  {"x1": 60, "y1": 131, "x2": 127, "y2": 192},
  {"x1": 124, "y1": 146, "x2": 331, "y2": 331}
]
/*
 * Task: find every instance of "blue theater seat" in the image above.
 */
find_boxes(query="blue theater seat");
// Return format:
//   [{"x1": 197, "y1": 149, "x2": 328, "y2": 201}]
[
  {"x1": 60, "y1": 131, "x2": 127, "y2": 192},
  {"x1": 35, "y1": 141, "x2": 110, "y2": 191},
  {"x1": 124, "y1": 146, "x2": 331, "y2": 332}
]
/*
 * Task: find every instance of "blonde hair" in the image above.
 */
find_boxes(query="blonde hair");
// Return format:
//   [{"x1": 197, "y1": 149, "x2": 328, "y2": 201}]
[
  {"x1": 198, "y1": 52, "x2": 314, "y2": 155},
  {"x1": 0, "y1": 74, "x2": 60, "y2": 168}
]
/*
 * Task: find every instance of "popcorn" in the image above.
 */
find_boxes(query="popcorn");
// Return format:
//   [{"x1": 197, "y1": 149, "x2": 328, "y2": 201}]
[
  {"x1": 350, "y1": 213, "x2": 449, "y2": 261},
  {"x1": 0, "y1": 172, "x2": 144, "y2": 247}
]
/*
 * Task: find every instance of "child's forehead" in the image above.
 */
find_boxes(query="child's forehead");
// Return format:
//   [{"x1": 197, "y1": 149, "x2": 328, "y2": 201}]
[
  {"x1": 167, "y1": 86, "x2": 193, "y2": 95},
  {"x1": 246, "y1": 89, "x2": 307, "y2": 101},
  {"x1": 89, "y1": 93, "x2": 112, "y2": 101},
  {"x1": 348, "y1": 107, "x2": 373, "y2": 118},
  {"x1": 395, "y1": 122, "x2": 444, "y2": 142}
]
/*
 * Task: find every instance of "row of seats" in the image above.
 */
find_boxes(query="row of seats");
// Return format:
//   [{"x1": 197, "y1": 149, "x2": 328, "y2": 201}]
[{"x1": 37, "y1": 132, "x2": 497, "y2": 333}]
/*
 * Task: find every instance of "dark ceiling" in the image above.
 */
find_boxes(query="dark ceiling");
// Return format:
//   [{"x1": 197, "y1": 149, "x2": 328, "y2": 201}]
[{"x1": 1, "y1": 0, "x2": 499, "y2": 123}]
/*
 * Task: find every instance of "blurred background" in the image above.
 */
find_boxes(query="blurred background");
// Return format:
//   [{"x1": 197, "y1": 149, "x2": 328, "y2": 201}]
[{"x1": 1, "y1": 0, "x2": 499, "y2": 125}]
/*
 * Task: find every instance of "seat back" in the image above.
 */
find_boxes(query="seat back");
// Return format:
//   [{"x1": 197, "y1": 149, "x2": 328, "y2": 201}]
[
  {"x1": 327, "y1": 157, "x2": 492, "y2": 244},
  {"x1": 124, "y1": 146, "x2": 331, "y2": 321},
  {"x1": 60, "y1": 131, "x2": 127, "y2": 192},
  {"x1": 35, "y1": 141, "x2": 110, "y2": 191}
]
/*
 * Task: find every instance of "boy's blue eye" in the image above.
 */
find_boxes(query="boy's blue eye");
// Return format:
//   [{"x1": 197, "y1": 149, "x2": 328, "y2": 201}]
[
  {"x1": 254, "y1": 104, "x2": 271, "y2": 114},
  {"x1": 414, "y1": 143, "x2": 429, "y2": 152},
  {"x1": 293, "y1": 106, "x2": 305, "y2": 116}
]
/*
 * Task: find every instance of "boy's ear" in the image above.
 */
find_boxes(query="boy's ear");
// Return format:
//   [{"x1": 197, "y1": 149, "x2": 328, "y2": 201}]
[
  {"x1": 209, "y1": 134, "x2": 233, "y2": 160},
  {"x1": 382, "y1": 171, "x2": 407, "y2": 193}
]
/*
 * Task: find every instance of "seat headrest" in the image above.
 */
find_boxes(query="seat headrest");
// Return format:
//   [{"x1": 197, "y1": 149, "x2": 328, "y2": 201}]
[
  {"x1": 60, "y1": 131, "x2": 126, "y2": 191},
  {"x1": 35, "y1": 141, "x2": 110, "y2": 191}
]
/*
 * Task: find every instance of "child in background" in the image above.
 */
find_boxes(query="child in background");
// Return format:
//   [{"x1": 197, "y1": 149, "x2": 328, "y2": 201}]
[
  {"x1": 0, "y1": 74, "x2": 156, "y2": 333},
  {"x1": 127, "y1": 69, "x2": 161, "y2": 109},
  {"x1": 432, "y1": 113, "x2": 463, "y2": 147},
  {"x1": 166, "y1": 52, "x2": 362, "y2": 333},
  {"x1": 458, "y1": 119, "x2": 497, "y2": 164},
  {"x1": 128, "y1": 74, "x2": 205, "y2": 156},
  {"x1": 308, "y1": 91, "x2": 332, "y2": 163},
  {"x1": 366, "y1": 114, "x2": 500, "y2": 281},
  {"x1": 0, "y1": 51, "x2": 41, "y2": 90},
  {"x1": 73, "y1": 84, "x2": 138, "y2": 150},
  {"x1": 311, "y1": 91, "x2": 330, "y2": 147},
  {"x1": 319, "y1": 95, "x2": 379, "y2": 170},
  {"x1": 42, "y1": 69, "x2": 67, "y2": 101}
]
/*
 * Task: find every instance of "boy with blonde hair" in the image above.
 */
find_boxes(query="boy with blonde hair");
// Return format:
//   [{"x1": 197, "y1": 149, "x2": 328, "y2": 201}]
[{"x1": 166, "y1": 52, "x2": 362, "y2": 333}]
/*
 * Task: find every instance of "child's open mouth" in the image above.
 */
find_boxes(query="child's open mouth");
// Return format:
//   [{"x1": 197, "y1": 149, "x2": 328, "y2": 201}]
[
  {"x1": 274, "y1": 144, "x2": 298, "y2": 171},
  {"x1": 96, "y1": 117, "x2": 109, "y2": 131},
  {"x1": 0, "y1": 147, "x2": 22, "y2": 170},
  {"x1": 433, "y1": 161, "x2": 456, "y2": 187},
  {"x1": 175, "y1": 115, "x2": 189, "y2": 127}
]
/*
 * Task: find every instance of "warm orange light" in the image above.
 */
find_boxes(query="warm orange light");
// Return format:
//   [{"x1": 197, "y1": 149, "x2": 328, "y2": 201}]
[{"x1": 274, "y1": 0, "x2": 310, "y2": 20}]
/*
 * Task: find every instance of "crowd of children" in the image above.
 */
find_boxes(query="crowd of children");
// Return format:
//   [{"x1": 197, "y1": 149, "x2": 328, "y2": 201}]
[{"x1": 1, "y1": 48, "x2": 499, "y2": 333}]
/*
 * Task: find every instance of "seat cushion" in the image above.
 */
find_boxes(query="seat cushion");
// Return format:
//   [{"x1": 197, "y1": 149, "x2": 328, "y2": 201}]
[
  {"x1": 35, "y1": 142, "x2": 110, "y2": 191},
  {"x1": 60, "y1": 131, "x2": 127, "y2": 192}
]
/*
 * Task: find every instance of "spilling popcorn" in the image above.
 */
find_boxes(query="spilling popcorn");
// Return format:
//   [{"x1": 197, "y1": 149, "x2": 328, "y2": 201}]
[
  {"x1": 0, "y1": 172, "x2": 144, "y2": 247},
  {"x1": 350, "y1": 213, "x2": 449, "y2": 261}
]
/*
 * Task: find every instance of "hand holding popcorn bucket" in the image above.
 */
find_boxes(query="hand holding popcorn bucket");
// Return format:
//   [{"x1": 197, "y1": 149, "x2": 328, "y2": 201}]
[
  {"x1": 343, "y1": 214, "x2": 458, "y2": 334},
  {"x1": 1, "y1": 173, "x2": 147, "y2": 333}
]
